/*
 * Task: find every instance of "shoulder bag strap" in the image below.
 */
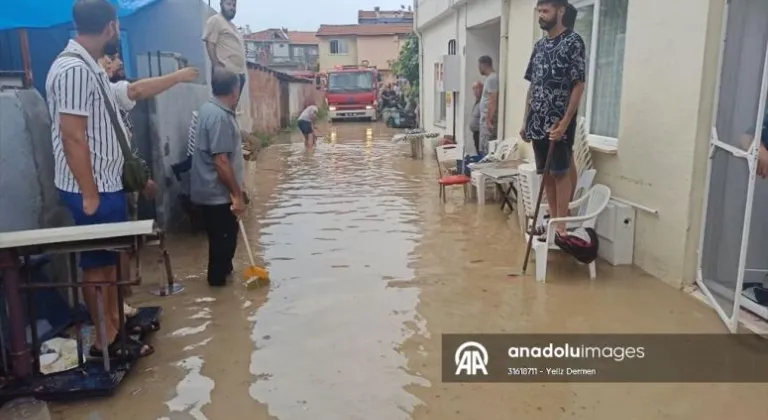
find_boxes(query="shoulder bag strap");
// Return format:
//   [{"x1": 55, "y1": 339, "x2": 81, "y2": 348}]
[{"x1": 58, "y1": 52, "x2": 133, "y2": 160}]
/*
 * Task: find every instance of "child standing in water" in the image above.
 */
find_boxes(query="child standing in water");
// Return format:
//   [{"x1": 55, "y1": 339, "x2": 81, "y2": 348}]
[{"x1": 297, "y1": 101, "x2": 321, "y2": 148}]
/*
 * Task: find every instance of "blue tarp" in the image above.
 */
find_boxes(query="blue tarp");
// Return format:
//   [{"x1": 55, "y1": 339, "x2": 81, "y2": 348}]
[{"x1": 0, "y1": 0, "x2": 160, "y2": 30}]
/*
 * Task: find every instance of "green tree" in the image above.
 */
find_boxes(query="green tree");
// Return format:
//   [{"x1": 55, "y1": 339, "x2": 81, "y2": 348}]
[{"x1": 393, "y1": 32, "x2": 419, "y2": 101}]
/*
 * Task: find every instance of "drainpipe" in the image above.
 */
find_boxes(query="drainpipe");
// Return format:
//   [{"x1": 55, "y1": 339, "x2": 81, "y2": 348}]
[
  {"x1": 498, "y1": 0, "x2": 510, "y2": 140},
  {"x1": 414, "y1": 1, "x2": 426, "y2": 129}
]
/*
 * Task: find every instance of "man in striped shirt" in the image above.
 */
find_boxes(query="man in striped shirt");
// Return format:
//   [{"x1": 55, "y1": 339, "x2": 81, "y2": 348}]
[{"x1": 47, "y1": 0, "x2": 198, "y2": 360}]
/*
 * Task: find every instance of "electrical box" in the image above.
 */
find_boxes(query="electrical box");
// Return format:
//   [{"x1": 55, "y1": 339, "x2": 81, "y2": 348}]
[
  {"x1": 440, "y1": 54, "x2": 461, "y2": 93},
  {"x1": 595, "y1": 200, "x2": 636, "y2": 266}
]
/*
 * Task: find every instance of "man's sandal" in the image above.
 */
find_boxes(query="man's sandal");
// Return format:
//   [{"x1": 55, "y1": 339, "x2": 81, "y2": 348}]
[{"x1": 89, "y1": 335, "x2": 154, "y2": 360}]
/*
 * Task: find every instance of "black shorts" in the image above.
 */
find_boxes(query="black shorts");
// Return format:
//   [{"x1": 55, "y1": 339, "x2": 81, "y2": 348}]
[
  {"x1": 297, "y1": 119, "x2": 313, "y2": 135},
  {"x1": 532, "y1": 119, "x2": 576, "y2": 176}
]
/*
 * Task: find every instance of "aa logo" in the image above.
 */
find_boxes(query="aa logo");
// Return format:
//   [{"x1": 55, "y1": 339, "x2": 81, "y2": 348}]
[{"x1": 454, "y1": 341, "x2": 488, "y2": 375}]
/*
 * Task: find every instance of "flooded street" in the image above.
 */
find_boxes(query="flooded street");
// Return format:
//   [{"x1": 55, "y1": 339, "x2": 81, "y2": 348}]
[{"x1": 53, "y1": 123, "x2": 768, "y2": 420}]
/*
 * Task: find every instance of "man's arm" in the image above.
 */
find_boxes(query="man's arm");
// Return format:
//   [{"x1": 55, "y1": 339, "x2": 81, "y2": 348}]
[
  {"x1": 213, "y1": 154, "x2": 242, "y2": 198},
  {"x1": 56, "y1": 67, "x2": 98, "y2": 197},
  {"x1": 521, "y1": 48, "x2": 536, "y2": 133},
  {"x1": 561, "y1": 37, "x2": 588, "y2": 127},
  {"x1": 487, "y1": 77, "x2": 499, "y2": 123},
  {"x1": 202, "y1": 17, "x2": 222, "y2": 68},
  {"x1": 562, "y1": 82, "x2": 585, "y2": 127},
  {"x1": 522, "y1": 86, "x2": 532, "y2": 126},
  {"x1": 125, "y1": 67, "x2": 199, "y2": 101},
  {"x1": 208, "y1": 116, "x2": 242, "y2": 199}
]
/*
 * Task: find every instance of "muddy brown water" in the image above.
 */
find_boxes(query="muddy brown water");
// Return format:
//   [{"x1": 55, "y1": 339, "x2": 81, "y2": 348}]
[{"x1": 52, "y1": 123, "x2": 767, "y2": 419}]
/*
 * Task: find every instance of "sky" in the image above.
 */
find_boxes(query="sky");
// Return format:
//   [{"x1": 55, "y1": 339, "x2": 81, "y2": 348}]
[{"x1": 207, "y1": 0, "x2": 412, "y2": 32}]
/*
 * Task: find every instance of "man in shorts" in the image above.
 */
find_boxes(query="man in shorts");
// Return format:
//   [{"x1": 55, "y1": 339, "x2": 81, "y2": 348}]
[
  {"x1": 520, "y1": 0, "x2": 587, "y2": 238},
  {"x1": 297, "y1": 101, "x2": 320, "y2": 148}
]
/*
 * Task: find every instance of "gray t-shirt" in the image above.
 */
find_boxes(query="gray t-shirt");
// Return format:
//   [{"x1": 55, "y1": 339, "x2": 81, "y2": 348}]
[
  {"x1": 479, "y1": 72, "x2": 499, "y2": 123},
  {"x1": 190, "y1": 99, "x2": 244, "y2": 205}
]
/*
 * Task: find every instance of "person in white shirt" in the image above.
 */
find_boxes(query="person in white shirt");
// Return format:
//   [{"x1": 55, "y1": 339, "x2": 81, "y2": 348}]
[
  {"x1": 48, "y1": 0, "x2": 198, "y2": 360},
  {"x1": 297, "y1": 101, "x2": 322, "y2": 148}
]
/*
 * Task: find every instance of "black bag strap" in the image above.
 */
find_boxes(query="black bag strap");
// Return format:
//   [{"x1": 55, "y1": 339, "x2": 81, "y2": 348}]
[{"x1": 58, "y1": 52, "x2": 133, "y2": 159}]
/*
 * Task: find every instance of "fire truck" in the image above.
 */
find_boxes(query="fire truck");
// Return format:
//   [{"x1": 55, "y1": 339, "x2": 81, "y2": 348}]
[{"x1": 324, "y1": 64, "x2": 381, "y2": 121}]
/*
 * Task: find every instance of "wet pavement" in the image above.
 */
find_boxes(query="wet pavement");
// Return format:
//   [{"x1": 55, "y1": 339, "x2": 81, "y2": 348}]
[{"x1": 53, "y1": 123, "x2": 768, "y2": 419}]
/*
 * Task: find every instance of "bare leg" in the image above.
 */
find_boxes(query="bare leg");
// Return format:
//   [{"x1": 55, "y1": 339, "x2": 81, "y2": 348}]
[
  {"x1": 105, "y1": 265, "x2": 121, "y2": 335},
  {"x1": 568, "y1": 156, "x2": 578, "y2": 215},
  {"x1": 82, "y1": 267, "x2": 118, "y2": 349},
  {"x1": 554, "y1": 173, "x2": 573, "y2": 235}
]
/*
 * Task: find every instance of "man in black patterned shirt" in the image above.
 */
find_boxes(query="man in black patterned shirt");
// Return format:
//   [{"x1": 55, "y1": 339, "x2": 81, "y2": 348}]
[{"x1": 520, "y1": 0, "x2": 586, "y2": 238}]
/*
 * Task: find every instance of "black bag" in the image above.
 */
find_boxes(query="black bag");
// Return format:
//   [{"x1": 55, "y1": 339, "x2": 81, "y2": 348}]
[
  {"x1": 58, "y1": 52, "x2": 150, "y2": 193},
  {"x1": 554, "y1": 227, "x2": 599, "y2": 264}
]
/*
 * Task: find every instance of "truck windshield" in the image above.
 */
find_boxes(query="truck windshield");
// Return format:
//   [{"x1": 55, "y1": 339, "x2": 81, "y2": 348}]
[{"x1": 327, "y1": 71, "x2": 374, "y2": 93}]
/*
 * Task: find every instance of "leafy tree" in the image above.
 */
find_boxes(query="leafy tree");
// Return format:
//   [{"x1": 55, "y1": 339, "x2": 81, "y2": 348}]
[{"x1": 393, "y1": 32, "x2": 419, "y2": 101}]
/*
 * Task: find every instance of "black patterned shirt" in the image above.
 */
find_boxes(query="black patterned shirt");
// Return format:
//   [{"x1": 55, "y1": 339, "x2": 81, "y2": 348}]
[{"x1": 524, "y1": 29, "x2": 586, "y2": 142}]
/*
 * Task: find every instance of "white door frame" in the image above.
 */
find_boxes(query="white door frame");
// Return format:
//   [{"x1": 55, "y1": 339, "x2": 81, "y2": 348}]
[{"x1": 696, "y1": 0, "x2": 768, "y2": 332}]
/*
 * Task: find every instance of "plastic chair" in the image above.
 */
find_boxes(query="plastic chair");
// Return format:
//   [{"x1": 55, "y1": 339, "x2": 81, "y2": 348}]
[{"x1": 529, "y1": 184, "x2": 611, "y2": 282}]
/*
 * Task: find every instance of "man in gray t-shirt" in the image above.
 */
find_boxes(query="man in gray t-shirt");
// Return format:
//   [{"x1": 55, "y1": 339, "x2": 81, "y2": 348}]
[
  {"x1": 190, "y1": 68, "x2": 246, "y2": 286},
  {"x1": 478, "y1": 55, "x2": 499, "y2": 155}
]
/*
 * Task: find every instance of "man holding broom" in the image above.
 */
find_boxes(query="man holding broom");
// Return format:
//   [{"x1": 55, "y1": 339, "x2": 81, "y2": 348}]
[
  {"x1": 519, "y1": 0, "x2": 586, "y2": 240},
  {"x1": 190, "y1": 68, "x2": 247, "y2": 287}
]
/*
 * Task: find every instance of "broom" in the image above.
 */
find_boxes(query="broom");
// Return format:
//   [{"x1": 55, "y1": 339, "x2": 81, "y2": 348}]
[
  {"x1": 509, "y1": 140, "x2": 555, "y2": 277},
  {"x1": 238, "y1": 219, "x2": 270, "y2": 289}
]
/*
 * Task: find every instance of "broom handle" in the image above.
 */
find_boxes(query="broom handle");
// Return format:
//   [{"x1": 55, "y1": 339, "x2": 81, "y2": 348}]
[
  {"x1": 521, "y1": 140, "x2": 556, "y2": 274},
  {"x1": 238, "y1": 219, "x2": 257, "y2": 267}
]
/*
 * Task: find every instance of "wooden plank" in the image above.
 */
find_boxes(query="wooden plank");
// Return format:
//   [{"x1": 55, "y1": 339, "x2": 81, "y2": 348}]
[{"x1": 0, "y1": 220, "x2": 158, "y2": 250}]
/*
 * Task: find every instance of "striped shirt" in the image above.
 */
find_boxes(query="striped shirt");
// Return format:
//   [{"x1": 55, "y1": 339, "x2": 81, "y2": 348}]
[{"x1": 46, "y1": 40, "x2": 131, "y2": 193}]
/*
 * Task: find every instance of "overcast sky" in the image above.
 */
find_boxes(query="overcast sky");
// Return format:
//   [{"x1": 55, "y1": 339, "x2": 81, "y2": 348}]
[{"x1": 207, "y1": 0, "x2": 412, "y2": 32}]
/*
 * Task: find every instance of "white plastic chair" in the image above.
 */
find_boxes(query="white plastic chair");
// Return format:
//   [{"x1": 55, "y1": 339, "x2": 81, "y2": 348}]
[
  {"x1": 518, "y1": 163, "x2": 597, "y2": 232},
  {"x1": 470, "y1": 139, "x2": 519, "y2": 204},
  {"x1": 530, "y1": 184, "x2": 611, "y2": 282}
]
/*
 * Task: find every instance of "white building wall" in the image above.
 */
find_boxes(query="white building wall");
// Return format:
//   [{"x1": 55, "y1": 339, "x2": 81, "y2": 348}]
[
  {"x1": 418, "y1": 13, "x2": 457, "y2": 135},
  {"x1": 417, "y1": 0, "x2": 502, "y2": 154}
]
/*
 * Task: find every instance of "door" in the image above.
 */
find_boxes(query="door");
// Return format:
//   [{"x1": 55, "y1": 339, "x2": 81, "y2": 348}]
[
  {"x1": 279, "y1": 81, "x2": 290, "y2": 128},
  {"x1": 697, "y1": 0, "x2": 768, "y2": 332}
]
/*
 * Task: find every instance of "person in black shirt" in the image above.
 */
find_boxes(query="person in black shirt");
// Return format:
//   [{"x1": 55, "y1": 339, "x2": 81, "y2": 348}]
[{"x1": 520, "y1": 0, "x2": 587, "y2": 238}]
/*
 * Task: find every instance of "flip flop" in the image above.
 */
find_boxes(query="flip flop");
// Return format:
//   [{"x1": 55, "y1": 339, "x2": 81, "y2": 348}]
[{"x1": 89, "y1": 335, "x2": 154, "y2": 360}]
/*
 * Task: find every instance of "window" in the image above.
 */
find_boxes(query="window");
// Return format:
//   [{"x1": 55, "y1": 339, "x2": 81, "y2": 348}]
[
  {"x1": 572, "y1": 0, "x2": 628, "y2": 146},
  {"x1": 329, "y1": 39, "x2": 349, "y2": 55},
  {"x1": 434, "y1": 62, "x2": 446, "y2": 123}
]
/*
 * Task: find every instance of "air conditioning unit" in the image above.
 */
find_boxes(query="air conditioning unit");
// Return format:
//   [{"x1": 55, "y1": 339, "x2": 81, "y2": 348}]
[
  {"x1": 439, "y1": 54, "x2": 461, "y2": 92},
  {"x1": 595, "y1": 200, "x2": 635, "y2": 266}
]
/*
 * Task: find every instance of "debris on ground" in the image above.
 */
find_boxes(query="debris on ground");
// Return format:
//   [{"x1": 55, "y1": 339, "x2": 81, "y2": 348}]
[{"x1": 0, "y1": 397, "x2": 51, "y2": 420}]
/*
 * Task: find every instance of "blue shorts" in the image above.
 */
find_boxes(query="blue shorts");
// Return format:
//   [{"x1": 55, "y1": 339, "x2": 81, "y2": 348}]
[
  {"x1": 297, "y1": 119, "x2": 313, "y2": 136},
  {"x1": 58, "y1": 190, "x2": 128, "y2": 270}
]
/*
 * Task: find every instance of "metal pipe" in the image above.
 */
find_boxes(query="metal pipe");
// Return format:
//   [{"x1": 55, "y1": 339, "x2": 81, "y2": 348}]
[
  {"x1": 68, "y1": 253, "x2": 84, "y2": 368},
  {"x1": 498, "y1": 0, "x2": 511, "y2": 139},
  {"x1": 18, "y1": 29, "x2": 33, "y2": 87},
  {"x1": 24, "y1": 256, "x2": 40, "y2": 375},
  {"x1": 0, "y1": 250, "x2": 32, "y2": 378},
  {"x1": 116, "y1": 255, "x2": 127, "y2": 361},
  {"x1": 18, "y1": 280, "x2": 140, "y2": 289},
  {"x1": 611, "y1": 196, "x2": 659, "y2": 216}
]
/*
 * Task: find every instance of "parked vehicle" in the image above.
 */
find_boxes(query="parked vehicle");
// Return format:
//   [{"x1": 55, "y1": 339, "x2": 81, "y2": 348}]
[{"x1": 325, "y1": 65, "x2": 381, "y2": 122}]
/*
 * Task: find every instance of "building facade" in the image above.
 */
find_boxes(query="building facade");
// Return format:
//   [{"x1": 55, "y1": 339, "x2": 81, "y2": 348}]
[
  {"x1": 244, "y1": 28, "x2": 319, "y2": 72},
  {"x1": 416, "y1": 0, "x2": 739, "y2": 290},
  {"x1": 316, "y1": 24, "x2": 412, "y2": 81}
]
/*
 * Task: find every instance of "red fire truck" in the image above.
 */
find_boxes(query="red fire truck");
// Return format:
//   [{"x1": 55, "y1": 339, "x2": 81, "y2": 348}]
[{"x1": 324, "y1": 64, "x2": 381, "y2": 121}]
